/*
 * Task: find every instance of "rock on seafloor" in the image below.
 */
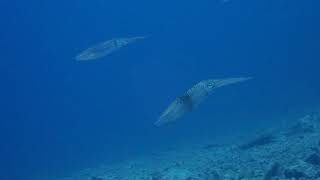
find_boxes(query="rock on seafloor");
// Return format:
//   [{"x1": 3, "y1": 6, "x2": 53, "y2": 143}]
[{"x1": 45, "y1": 112, "x2": 320, "y2": 180}]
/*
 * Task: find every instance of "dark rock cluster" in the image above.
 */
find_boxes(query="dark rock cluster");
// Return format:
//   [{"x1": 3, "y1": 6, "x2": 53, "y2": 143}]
[{"x1": 238, "y1": 133, "x2": 276, "y2": 150}]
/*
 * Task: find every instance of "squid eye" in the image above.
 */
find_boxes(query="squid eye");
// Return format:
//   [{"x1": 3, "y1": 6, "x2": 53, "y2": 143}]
[{"x1": 207, "y1": 83, "x2": 215, "y2": 88}]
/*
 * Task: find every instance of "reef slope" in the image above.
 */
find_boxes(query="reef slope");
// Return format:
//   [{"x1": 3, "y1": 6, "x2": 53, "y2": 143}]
[{"x1": 50, "y1": 113, "x2": 320, "y2": 180}]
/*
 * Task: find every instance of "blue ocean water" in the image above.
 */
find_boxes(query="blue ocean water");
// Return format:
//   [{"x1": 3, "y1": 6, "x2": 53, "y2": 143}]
[{"x1": 1, "y1": 0, "x2": 320, "y2": 179}]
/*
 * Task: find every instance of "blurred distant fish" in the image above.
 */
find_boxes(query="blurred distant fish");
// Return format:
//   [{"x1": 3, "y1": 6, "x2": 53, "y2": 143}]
[
  {"x1": 154, "y1": 77, "x2": 252, "y2": 127},
  {"x1": 75, "y1": 36, "x2": 147, "y2": 61}
]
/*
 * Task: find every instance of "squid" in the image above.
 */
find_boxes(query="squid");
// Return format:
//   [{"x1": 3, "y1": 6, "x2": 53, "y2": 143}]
[
  {"x1": 155, "y1": 77, "x2": 252, "y2": 126},
  {"x1": 76, "y1": 36, "x2": 147, "y2": 61}
]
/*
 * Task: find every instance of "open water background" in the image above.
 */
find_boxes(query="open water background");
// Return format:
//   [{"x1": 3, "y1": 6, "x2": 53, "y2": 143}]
[{"x1": 1, "y1": 0, "x2": 319, "y2": 179}]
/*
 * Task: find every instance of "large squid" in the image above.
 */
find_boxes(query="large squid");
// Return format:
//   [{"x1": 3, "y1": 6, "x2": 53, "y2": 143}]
[{"x1": 154, "y1": 77, "x2": 252, "y2": 127}]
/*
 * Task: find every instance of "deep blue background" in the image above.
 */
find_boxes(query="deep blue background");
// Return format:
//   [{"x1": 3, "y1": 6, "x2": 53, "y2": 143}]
[{"x1": 1, "y1": 0, "x2": 320, "y2": 179}]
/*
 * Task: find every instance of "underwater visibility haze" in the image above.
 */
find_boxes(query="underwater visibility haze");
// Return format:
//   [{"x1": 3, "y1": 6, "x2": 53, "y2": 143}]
[{"x1": 1, "y1": 0, "x2": 320, "y2": 179}]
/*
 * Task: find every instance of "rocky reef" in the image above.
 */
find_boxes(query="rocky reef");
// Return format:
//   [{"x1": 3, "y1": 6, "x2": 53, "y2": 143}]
[{"x1": 51, "y1": 112, "x2": 320, "y2": 180}]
